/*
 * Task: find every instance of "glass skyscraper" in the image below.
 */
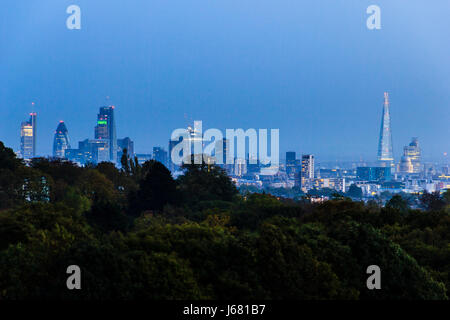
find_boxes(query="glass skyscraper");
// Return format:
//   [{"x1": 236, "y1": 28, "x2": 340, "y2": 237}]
[
  {"x1": 53, "y1": 121, "x2": 71, "y2": 158},
  {"x1": 300, "y1": 154, "x2": 314, "y2": 191},
  {"x1": 94, "y1": 106, "x2": 117, "y2": 162},
  {"x1": 20, "y1": 112, "x2": 36, "y2": 160},
  {"x1": 377, "y1": 92, "x2": 394, "y2": 168}
]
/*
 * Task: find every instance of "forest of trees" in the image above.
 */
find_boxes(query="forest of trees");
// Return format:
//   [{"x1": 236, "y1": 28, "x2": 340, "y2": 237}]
[{"x1": 0, "y1": 141, "x2": 449, "y2": 300}]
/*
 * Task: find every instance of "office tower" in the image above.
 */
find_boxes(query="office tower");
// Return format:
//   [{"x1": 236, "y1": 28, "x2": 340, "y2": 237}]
[
  {"x1": 153, "y1": 147, "x2": 168, "y2": 167},
  {"x1": 301, "y1": 154, "x2": 315, "y2": 179},
  {"x1": 78, "y1": 139, "x2": 94, "y2": 163},
  {"x1": 117, "y1": 137, "x2": 134, "y2": 161},
  {"x1": 300, "y1": 154, "x2": 314, "y2": 191},
  {"x1": 20, "y1": 112, "x2": 37, "y2": 160},
  {"x1": 398, "y1": 156, "x2": 414, "y2": 174},
  {"x1": 403, "y1": 137, "x2": 421, "y2": 173},
  {"x1": 377, "y1": 92, "x2": 394, "y2": 168},
  {"x1": 53, "y1": 121, "x2": 71, "y2": 158},
  {"x1": 286, "y1": 151, "x2": 297, "y2": 177},
  {"x1": 95, "y1": 106, "x2": 117, "y2": 162},
  {"x1": 89, "y1": 140, "x2": 110, "y2": 163}
]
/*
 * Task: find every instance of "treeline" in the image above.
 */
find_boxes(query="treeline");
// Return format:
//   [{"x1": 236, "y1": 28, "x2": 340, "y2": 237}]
[{"x1": 0, "y1": 141, "x2": 449, "y2": 300}]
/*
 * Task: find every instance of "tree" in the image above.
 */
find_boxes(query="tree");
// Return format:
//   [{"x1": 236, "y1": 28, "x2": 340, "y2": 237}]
[
  {"x1": 347, "y1": 184, "x2": 363, "y2": 199},
  {"x1": 420, "y1": 191, "x2": 445, "y2": 211},
  {"x1": 386, "y1": 194, "x2": 410, "y2": 212},
  {"x1": 178, "y1": 160, "x2": 238, "y2": 205},
  {"x1": 0, "y1": 142, "x2": 25, "y2": 209},
  {"x1": 442, "y1": 189, "x2": 450, "y2": 206},
  {"x1": 0, "y1": 141, "x2": 23, "y2": 171},
  {"x1": 129, "y1": 160, "x2": 178, "y2": 215}
]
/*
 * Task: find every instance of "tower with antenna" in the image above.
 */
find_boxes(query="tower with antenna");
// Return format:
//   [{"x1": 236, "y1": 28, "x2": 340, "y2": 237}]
[
  {"x1": 20, "y1": 102, "x2": 37, "y2": 160},
  {"x1": 377, "y1": 92, "x2": 394, "y2": 168}
]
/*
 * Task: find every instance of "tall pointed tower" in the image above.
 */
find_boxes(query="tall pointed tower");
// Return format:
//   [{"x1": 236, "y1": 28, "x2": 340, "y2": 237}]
[{"x1": 377, "y1": 92, "x2": 394, "y2": 168}]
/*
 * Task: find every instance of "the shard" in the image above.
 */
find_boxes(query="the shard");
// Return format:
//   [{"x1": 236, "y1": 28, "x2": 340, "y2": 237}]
[{"x1": 377, "y1": 92, "x2": 394, "y2": 168}]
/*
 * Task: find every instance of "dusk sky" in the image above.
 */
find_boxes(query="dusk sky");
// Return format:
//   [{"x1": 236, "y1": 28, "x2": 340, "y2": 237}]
[{"x1": 0, "y1": 0, "x2": 449, "y2": 161}]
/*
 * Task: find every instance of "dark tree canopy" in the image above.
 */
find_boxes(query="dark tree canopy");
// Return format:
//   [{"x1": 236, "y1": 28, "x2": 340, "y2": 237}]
[{"x1": 0, "y1": 141, "x2": 448, "y2": 300}]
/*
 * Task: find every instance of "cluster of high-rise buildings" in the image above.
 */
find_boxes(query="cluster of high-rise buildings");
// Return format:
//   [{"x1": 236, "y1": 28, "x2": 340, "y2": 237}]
[
  {"x1": 17, "y1": 92, "x2": 449, "y2": 197},
  {"x1": 19, "y1": 106, "x2": 135, "y2": 165}
]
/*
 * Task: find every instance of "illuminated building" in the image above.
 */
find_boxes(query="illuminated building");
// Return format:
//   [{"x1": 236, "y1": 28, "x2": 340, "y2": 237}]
[
  {"x1": 403, "y1": 137, "x2": 421, "y2": 173},
  {"x1": 300, "y1": 154, "x2": 315, "y2": 191},
  {"x1": 313, "y1": 177, "x2": 346, "y2": 192},
  {"x1": 53, "y1": 121, "x2": 71, "y2": 158},
  {"x1": 399, "y1": 156, "x2": 414, "y2": 174},
  {"x1": 377, "y1": 92, "x2": 394, "y2": 168},
  {"x1": 20, "y1": 112, "x2": 37, "y2": 160},
  {"x1": 95, "y1": 106, "x2": 117, "y2": 162},
  {"x1": 89, "y1": 139, "x2": 110, "y2": 163}
]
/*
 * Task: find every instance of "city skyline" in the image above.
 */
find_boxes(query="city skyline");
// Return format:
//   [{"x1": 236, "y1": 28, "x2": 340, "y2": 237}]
[
  {"x1": 0, "y1": 1, "x2": 449, "y2": 161},
  {"x1": 12, "y1": 94, "x2": 448, "y2": 165}
]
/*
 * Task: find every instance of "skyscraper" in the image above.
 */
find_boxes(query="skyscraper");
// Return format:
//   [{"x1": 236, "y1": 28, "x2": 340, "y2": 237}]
[
  {"x1": 300, "y1": 154, "x2": 314, "y2": 191},
  {"x1": 20, "y1": 112, "x2": 36, "y2": 160},
  {"x1": 95, "y1": 106, "x2": 117, "y2": 162},
  {"x1": 53, "y1": 121, "x2": 71, "y2": 158},
  {"x1": 403, "y1": 137, "x2": 421, "y2": 173},
  {"x1": 399, "y1": 156, "x2": 414, "y2": 174},
  {"x1": 286, "y1": 151, "x2": 297, "y2": 177},
  {"x1": 377, "y1": 92, "x2": 394, "y2": 168}
]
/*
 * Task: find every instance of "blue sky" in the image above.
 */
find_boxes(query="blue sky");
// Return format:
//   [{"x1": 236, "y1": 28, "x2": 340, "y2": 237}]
[{"x1": 0, "y1": 0, "x2": 449, "y2": 161}]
